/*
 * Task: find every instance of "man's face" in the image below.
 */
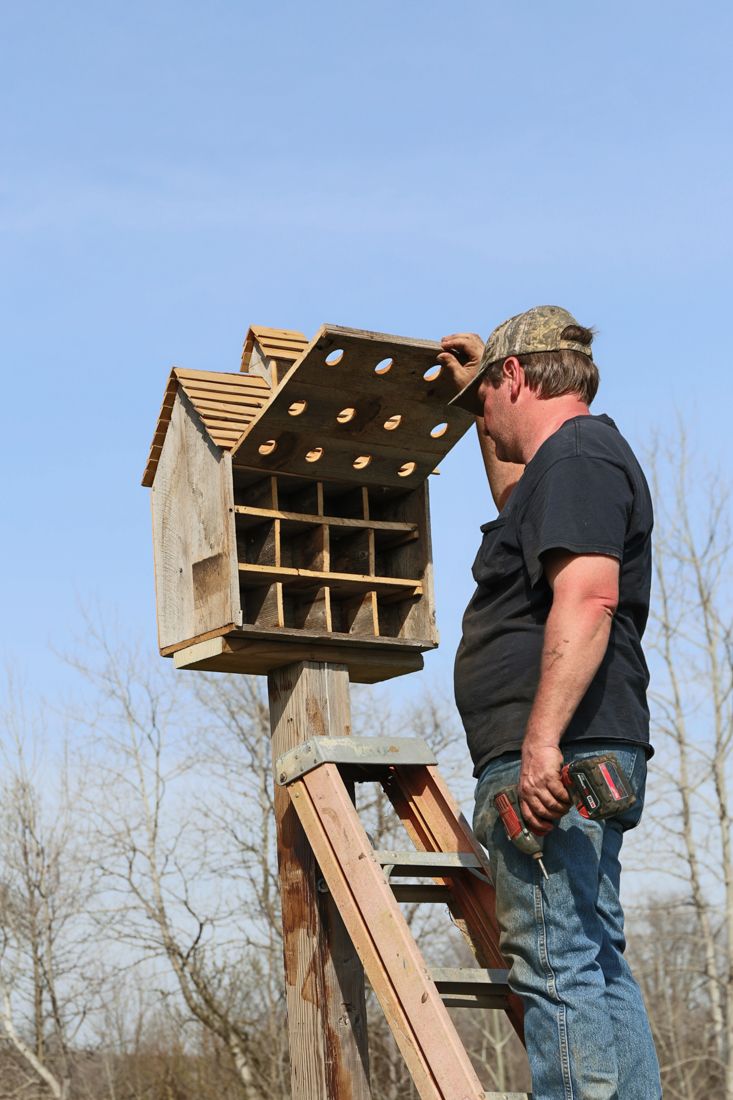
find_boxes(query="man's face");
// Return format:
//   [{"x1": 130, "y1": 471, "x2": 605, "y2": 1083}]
[{"x1": 479, "y1": 376, "x2": 517, "y2": 461}]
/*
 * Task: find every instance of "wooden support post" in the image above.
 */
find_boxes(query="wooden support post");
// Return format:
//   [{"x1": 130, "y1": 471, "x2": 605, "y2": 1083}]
[{"x1": 268, "y1": 661, "x2": 371, "y2": 1100}]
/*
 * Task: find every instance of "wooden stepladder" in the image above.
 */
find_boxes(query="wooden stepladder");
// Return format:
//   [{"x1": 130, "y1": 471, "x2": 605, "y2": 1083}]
[{"x1": 275, "y1": 735, "x2": 530, "y2": 1100}]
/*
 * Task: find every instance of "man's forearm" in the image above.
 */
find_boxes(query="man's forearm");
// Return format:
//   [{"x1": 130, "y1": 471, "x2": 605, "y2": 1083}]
[
  {"x1": 518, "y1": 553, "x2": 620, "y2": 833},
  {"x1": 525, "y1": 596, "x2": 614, "y2": 748}
]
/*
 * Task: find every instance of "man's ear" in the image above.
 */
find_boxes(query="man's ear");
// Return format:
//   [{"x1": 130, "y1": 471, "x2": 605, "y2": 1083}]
[{"x1": 502, "y1": 356, "x2": 523, "y2": 399}]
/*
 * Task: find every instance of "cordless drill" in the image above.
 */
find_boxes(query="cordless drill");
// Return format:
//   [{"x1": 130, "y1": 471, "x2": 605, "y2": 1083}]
[{"x1": 494, "y1": 753, "x2": 636, "y2": 878}]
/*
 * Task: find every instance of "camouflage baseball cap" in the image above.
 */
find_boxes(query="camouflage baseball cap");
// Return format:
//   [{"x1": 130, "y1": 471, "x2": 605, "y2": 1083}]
[{"x1": 449, "y1": 305, "x2": 593, "y2": 415}]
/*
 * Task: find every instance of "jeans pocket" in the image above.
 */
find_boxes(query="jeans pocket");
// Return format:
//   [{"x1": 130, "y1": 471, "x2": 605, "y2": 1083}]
[{"x1": 473, "y1": 755, "x2": 521, "y2": 847}]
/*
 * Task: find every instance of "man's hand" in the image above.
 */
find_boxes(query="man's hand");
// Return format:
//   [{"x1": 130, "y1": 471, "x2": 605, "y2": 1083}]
[
  {"x1": 438, "y1": 332, "x2": 485, "y2": 394},
  {"x1": 518, "y1": 738, "x2": 571, "y2": 836}
]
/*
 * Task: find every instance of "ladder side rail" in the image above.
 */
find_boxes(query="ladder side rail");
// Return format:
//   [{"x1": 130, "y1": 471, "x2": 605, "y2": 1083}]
[
  {"x1": 383, "y1": 765, "x2": 525, "y2": 1040},
  {"x1": 289, "y1": 762, "x2": 487, "y2": 1100}
]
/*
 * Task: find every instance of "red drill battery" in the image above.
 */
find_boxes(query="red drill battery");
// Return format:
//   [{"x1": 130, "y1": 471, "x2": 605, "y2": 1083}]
[{"x1": 561, "y1": 754, "x2": 636, "y2": 820}]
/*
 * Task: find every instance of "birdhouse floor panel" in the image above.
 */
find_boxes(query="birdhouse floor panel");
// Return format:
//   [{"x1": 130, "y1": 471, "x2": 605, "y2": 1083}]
[{"x1": 173, "y1": 632, "x2": 425, "y2": 684}]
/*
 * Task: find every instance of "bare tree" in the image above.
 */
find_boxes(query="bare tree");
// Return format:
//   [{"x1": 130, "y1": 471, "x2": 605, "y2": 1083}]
[
  {"x1": 52, "y1": 611, "x2": 535, "y2": 1099},
  {"x1": 628, "y1": 899, "x2": 720, "y2": 1100},
  {"x1": 189, "y1": 672, "x2": 285, "y2": 1045},
  {"x1": 68, "y1": 628, "x2": 290, "y2": 1099},
  {"x1": 0, "y1": 686, "x2": 99, "y2": 1100},
  {"x1": 644, "y1": 432, "x2": 733, "y2": 1097}
]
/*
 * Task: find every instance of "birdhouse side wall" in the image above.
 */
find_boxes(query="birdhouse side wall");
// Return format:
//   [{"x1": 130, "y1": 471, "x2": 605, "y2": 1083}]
[{"x1": 151, "y1": 390, "x2": 241, "y2": 654}]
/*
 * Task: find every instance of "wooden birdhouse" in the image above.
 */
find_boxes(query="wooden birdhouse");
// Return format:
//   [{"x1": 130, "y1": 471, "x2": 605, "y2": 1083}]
[{"x1": 142, "y1": 324, "x2": 472, "y2": 683}]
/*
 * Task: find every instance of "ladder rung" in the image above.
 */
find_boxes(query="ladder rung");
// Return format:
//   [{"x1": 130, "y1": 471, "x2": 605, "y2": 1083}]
[
  {"x1": 484, "y1": 1093, "x2": 532, "y2": 1099},
  {"x1": 390, "y1": 883, "x2": 452, "y2": 903},
  {"x1": 275, "y1": 736, "x2": 436, "y2": 784},
  {"x1": 374, "y1": 850, "x2": 485, "y2": 876},
  {"x1": 431, "y1": 966, "x2": 512, "y2": 1008},
  {"x1": 431, "y1": 966, "x2": 511, "y2": 993},
  {"x1": 441, "y1": 992, "x2": 510, "y2": 1009}
]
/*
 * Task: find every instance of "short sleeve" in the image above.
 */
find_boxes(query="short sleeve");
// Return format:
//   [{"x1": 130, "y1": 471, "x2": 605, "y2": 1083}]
[{"x1": 519, "y1": 457, "x2": 633, "y2": 587}]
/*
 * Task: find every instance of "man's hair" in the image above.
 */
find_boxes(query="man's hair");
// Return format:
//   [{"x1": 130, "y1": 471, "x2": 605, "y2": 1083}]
[{"x1": 483, "y1": 324, "x2": 599, "y2": 405}]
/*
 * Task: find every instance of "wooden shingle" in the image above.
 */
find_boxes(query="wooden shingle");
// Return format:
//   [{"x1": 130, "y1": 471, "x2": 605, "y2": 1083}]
[{"x1": 141, "y1": 368, "x2": 271, "y2": 487}]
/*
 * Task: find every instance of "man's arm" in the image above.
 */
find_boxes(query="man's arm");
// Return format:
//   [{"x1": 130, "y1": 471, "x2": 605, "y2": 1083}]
[
  {"x1": 518, "y1": 550, "x2": 620, "y2": 834},
  {"x1": 438, "y1": 333, "x2": 524, "y2": 511},
  {"x1": 475, "y1": 428, "x2": 523, "y2": 512}
]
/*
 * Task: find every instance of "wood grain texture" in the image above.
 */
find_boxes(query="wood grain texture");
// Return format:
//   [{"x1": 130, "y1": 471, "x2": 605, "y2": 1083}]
[
  {"x1": 383, "y1": 764, "x2": 524, "y2": 1040},
  {"x1": 290, "y1": 761, "x2": 486, "y2": 1100},
  {"x1": 370, "y1": 483, "x2": 437, "y2": 643},
  {"x1": 151, "y1": 391, "x2": 241, "y2": 651},
  {"x1": 241, "y1": 325, "x2": 309, "y2": 379},
  {"x1": 172, "y1": 633, "x2": 425, "y2": 684},
  {"x1": 232, "y1": 474, "x2": 437, "y2": 651},
  {"x1": 238, "y1": 563, "x2": 422, "y2": 596},
  {"x1": 142, "y1": 368, "x2": 271, "y2": 487},
  {"x1": 233, "y1": 503, "x2": 418, "y2": 537},
  {"x1": 231, "y1": 325, "x2": 473, "y2": 488},
  {"x1": 268, "y1": 663, "x2": 371, "y2": 1100}
]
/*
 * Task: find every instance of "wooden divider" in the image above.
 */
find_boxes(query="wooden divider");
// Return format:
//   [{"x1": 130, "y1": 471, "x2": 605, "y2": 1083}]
[{"x1": 233, "y1": 472, "x2": 433, "y2": 644}]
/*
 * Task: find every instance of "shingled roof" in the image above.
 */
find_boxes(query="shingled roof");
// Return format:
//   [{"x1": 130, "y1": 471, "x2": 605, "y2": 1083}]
[
  {"x1": 241, "y1": 325, "x2": 308, "y2": 372},
  {"x1": 141, "y1": 367, "x2": 271, "y2": 487}
]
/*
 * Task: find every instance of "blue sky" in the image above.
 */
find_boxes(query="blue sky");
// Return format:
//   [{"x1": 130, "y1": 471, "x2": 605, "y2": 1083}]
[{"x1": 2, "y1": 1, "x2": 731, "y2": 712}]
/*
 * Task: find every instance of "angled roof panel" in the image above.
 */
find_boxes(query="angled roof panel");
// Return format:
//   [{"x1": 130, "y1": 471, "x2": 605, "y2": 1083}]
[
  {"x1": 231, "y1": 325, "x2": 472, "y2": 488},
  {"x1": 241, "y1": 325, "x2": 309, "y2": 371},
  {"x1": 142, "y1": 368, "x2": 271, "y2": 487}
]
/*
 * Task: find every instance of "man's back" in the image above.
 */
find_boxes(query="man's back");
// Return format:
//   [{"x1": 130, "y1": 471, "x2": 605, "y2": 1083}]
[{"x1": 455, "y1": 413, "x2": 654, "y2": 773}]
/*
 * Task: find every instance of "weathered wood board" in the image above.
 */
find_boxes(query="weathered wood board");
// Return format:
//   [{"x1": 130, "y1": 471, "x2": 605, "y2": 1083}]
[
  {"x1": 152, "y1": 390, "x2": 242, "y2": 652},
  {"x1": 268, "y1": 662, "x2": 372, "y2": 1100},
  {"x1": 142, "y1": 368, "x2": 270, "y2": 487},
  {"x1": 173, "y1": 633, "x2": 424, "y2": 683},
  {"x1": 232, "y1": 326, "x2": 472, "y2": 488}
]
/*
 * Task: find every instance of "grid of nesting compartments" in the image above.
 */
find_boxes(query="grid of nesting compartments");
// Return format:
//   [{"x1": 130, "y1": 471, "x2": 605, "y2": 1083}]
[{"x1": 232, "y1": 466, "x2": 435, "y2": 647}]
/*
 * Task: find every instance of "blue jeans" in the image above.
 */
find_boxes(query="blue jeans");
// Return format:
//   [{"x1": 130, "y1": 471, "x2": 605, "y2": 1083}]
[{"x1": 473, "y1": 743, "x2": 661, "y2": 1100}]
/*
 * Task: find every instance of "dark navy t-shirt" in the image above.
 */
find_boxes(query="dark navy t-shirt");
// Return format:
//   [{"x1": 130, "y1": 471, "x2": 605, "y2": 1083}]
[{"x1": 454, "y1": 414, "x2": 654, "y2": 778}]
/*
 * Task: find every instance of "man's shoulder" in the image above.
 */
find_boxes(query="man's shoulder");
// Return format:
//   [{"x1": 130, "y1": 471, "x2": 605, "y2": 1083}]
[
  {"x1": 522, "y1": 414, "x2": 630, "y2": 479},
  {"x1": 535, "y1": 414, "x2": 643, "y2": 475},
  {"x1": 509, "y1": 414, "x2": 651, "y2": 520},
  {"x1": 575, "y1": 414, "x2": 639, "y2": 463}
]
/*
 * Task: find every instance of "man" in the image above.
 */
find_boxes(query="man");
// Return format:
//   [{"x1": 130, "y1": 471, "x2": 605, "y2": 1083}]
[{"x1": 438, "y1": 306, "x2": 661, "y2": 1100}]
